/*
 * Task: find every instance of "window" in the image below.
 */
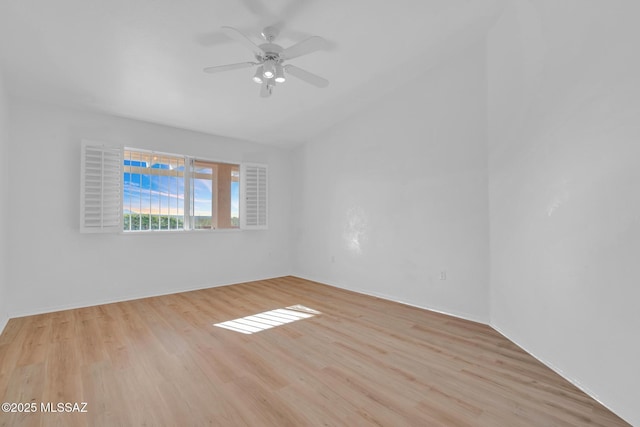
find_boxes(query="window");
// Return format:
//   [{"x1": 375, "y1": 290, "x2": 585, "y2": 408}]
[
  {"x1": 80, "y1": 141, "x2": 266, "y2": 233},
  {"x1": 123, "y1": 150, "x2": 185, "y2": 231},
  {"x1": 123, "y1": 149, "x2": 240, "y2": 232},
  {"x1": 190, "y1": 160, "x2": 240, "y2": 230}
]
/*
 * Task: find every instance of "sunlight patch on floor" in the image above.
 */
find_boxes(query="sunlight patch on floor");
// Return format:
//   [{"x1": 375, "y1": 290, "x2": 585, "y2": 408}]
[{"x1": 214, "y1": 305, "x2": 321, "y2": 334}]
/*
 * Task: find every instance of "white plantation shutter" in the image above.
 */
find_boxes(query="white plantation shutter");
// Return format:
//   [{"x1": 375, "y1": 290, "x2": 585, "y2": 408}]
[
  {"x1": 80, "y1": 141, "x2": 122, "y2": 233},
  {"x1": 241, "y1": 163, "x2": 268, "y2": 229}
]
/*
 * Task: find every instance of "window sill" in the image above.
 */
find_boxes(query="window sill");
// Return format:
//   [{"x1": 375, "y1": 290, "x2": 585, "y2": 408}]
[{"x1": 121, "y1": 228, "x2": 243, "y2": 235}]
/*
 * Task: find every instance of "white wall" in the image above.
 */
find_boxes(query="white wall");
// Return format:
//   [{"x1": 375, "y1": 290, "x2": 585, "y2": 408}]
[
  {"x1": 488, "y1": 1, "x2": 640, "y2": 425},
  {"x1": 6, "y1": 98, "x2": 292, "y2": 317},
  {"x1": 292, "y1": 41, "x2": 491, "y2": 323},
  {"x1": 0, "y1": 70, "x2": 9, "y2": 333}
]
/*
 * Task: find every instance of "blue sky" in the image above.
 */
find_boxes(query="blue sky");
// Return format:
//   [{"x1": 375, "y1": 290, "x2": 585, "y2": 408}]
[{"x1": 123, "y1": 161, "x2": 239, "y2": 218}]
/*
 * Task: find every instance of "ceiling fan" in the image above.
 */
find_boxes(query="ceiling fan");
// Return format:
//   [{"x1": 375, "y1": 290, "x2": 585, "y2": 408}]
[{"x1": 203, "y1": 26, "x2": 329, "y2": 97}]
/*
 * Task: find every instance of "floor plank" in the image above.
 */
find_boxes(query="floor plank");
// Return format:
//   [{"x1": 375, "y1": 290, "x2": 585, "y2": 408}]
[{"x1": 0, "y1": 276, "x2": 630, "y2": 426}]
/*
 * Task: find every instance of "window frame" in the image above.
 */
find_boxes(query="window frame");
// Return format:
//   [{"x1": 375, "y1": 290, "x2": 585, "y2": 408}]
[{"x1": 80, "y1": 141, "x2": 267, "y2": 234}]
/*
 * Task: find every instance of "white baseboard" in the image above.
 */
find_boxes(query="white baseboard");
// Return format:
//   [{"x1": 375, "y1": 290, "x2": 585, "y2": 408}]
[
  {"x1": 490, "y1": 323, "x2": 632, "y2": 426},
  {"x1": 290, "y1": 275, "x2": 631, "y2": 425},
  {"x1": 0, "y1": 313, "x2": 8, "y2": 337},
  {"x1": 8, "y1": 274, "x2": 290, "y2": 319},
  {"x1": 291, "y1": 273, "x2": 490, "y2": 325}
]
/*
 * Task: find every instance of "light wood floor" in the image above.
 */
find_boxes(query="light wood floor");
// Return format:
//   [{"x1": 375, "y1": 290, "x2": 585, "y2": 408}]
[{"x1": 0, "y1": 276, "x2": 629, "y2": 426}]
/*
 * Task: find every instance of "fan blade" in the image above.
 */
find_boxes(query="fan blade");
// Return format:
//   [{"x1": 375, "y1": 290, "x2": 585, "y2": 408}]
[
  {"x1": 284, "y1": 65, "x2": 329, "y2": 88},
  {"x1": 241, "y1": 0, "x2": 269, "y2": 16},
  {"x1": 281, "y1": 36, "x2": 329, "y2": 60},
  {"x1": 280, "y1": 0, "x2": 311, "y2": 22},
  {"x1": 203, "y1": 62, "x2": 257, "y2": 73},
  {"x1": 222, "y1": 26, "x2": 264, "y2": 57}
]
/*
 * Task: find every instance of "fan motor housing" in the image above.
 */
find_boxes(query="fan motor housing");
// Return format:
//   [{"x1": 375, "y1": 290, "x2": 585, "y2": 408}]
[{"x1": 258, "y1": 43, "x2": 283, "y2": 60}]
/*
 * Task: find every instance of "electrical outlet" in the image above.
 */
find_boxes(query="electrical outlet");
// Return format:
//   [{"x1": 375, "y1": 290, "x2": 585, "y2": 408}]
[{"x1": 439, "y1": 271, "x2": 447, "y2": 280}]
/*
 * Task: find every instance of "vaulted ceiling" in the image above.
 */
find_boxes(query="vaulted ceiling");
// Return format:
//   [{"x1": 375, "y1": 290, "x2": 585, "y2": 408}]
[{"x1": 0, "y1": 0, "x2": 504, "y2": 147}]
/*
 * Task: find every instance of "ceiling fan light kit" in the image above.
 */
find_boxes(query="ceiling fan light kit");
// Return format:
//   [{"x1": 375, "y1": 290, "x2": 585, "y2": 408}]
[
  {"x1": 252, "y1": 66, "x2": 264, "y2": 84},
  {"x1": 263, "y1": 59, "x2": 276, "y2": 78},
  {"x1": 203, "y1": 26, "x2": 329, "y2": 97},
  {"x1": 274, "y1": 65, "x2": 286, "y2": 83}
]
